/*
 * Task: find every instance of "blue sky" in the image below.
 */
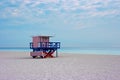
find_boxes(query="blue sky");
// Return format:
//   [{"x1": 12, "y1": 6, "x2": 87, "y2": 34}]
[{"x1": 0, "y1": 0, "x2": 120, "y2": 48}]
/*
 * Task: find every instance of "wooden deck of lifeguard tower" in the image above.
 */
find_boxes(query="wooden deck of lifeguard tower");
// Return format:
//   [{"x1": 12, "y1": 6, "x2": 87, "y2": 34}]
[{"x1": 30, "y1": 36, "x2": 60, "y2": 58}]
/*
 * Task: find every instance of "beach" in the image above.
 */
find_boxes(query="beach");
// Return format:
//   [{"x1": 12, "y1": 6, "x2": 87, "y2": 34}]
[{"x1": 0, "y1": 51, "x2": 120, "y2": 80}]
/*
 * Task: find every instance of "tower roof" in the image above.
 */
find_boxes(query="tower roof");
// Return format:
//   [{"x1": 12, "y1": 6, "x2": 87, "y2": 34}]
[{"x1": 32, "y1": 35, "x2": 53, "y2": 38}]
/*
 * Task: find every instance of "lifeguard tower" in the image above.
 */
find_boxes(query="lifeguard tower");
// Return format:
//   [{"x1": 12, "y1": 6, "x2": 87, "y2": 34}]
[{"x1": 30, "y1": 36, "x2": 60, "y2": 58}]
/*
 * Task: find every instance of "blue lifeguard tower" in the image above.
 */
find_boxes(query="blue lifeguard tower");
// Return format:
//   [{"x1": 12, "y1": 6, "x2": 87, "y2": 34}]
[{"x1": 30, "y1": 36, "x2": 60, "y2": 58}]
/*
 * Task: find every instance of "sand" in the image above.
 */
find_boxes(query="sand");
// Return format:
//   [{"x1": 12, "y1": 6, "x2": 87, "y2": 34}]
[{"x1": 0, "y1": 51, "x2": 120, "y2": 80}]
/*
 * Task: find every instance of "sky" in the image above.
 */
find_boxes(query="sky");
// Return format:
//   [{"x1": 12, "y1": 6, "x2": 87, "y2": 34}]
[{"x1": 0, "y1": 0, "x2": 120, "y2": 48}]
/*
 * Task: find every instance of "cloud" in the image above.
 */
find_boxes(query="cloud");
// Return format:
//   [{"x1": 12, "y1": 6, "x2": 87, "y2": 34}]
[
  {"x1": 89, "y1": 10, "x2": 120, "y2": 17},
  {"x1": 0, "y1": 1, "x2": 118, "y2": 31},
  {"x1": 0, "y1": 0, "x2": 120, "y2": 25}
]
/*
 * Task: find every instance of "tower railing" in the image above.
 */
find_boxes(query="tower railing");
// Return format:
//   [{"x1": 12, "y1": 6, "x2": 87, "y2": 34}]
[{"x1": 30, "y1": 42, "x2": 60, "y2": 49}]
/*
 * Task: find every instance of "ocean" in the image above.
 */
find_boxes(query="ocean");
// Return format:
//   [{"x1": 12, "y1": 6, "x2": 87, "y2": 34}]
[
  {"x1": 0, "y1": 47, "x2": 120, "y2": 55},
  {"x1": 60, "y1": 47, "x2": 120, "y2": 55}
]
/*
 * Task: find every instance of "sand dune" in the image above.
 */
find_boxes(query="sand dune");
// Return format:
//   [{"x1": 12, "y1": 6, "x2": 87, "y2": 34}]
[{"x1": 0, "y1": 51, "x2": 120, "y2": 80}]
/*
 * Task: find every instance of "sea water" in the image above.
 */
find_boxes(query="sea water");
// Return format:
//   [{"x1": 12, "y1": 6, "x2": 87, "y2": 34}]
[
  {"x1": 0, "y1": 47, "x2": 120, "y2": 55},
  {"x1": 59, "y1": 47, "x2": 120, "y2": 55}
]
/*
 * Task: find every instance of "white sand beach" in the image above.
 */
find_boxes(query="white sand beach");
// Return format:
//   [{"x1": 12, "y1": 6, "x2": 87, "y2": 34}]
[{"x1": 0, "y1": 51, "x2": 120, "y2": 80}]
